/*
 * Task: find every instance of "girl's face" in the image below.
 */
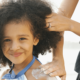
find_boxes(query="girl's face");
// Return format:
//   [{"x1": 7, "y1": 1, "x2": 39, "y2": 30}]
[{"x1": 2, "y1": 21, "x2": 39, "y2": 64}]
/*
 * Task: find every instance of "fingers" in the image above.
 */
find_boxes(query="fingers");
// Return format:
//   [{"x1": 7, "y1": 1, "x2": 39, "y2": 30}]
[
  {"x1": 40, "y1": 63, "x2": 51, "y2": 71},
  {"x1": 40, "y1": 63, "x2": 66, "y2": 80},
  {"x1": 49, "y1": 70, "x2": 61, "y2": 77},
  {"x1": 46, "y1": 22, "x2": 65, "y2": 31},
  {"x1": 46, "y1": 17, "x2": 54, "y2": 23},
  {"x1": 44, "y1": 66, "x2": 58, "y2": 74},
  {"x1": 40, "y1": 62, "x2": 58, "y2": 73},
  {"x1": 46, "y1": 13, "x2": 57, "y2": 18},
  {"x1": 49, "y1": 70, "x2": 66, "y2": 78},
  {"x1": 46, "y1": 22, "x2": 55, "y2": 27},
  {"x1": 45, "y1": 13, "x2": 58, "y2": 23},
  {"x1": 45, "y1": 13, "x2": 58, "y2": 29},
  {"x1": 46, "y1": 22, "x2": 57, "y2": 31},
  {"x1": 40, "y1": 64, "x2": 60, "y2": 75}
]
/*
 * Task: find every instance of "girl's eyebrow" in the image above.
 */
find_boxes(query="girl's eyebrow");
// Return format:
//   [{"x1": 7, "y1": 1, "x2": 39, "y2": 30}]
[
  {"x1": 3, "y1": 36, "x2": 10, "y2": 38},
  {"x1": 18, "y1": 34, "x2": 30, "y2": 37}
]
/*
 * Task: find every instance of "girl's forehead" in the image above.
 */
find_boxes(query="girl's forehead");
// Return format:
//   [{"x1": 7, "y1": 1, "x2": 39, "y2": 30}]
[{"x1": 3, "y1": 21, "x2": 33, "y2": 37}]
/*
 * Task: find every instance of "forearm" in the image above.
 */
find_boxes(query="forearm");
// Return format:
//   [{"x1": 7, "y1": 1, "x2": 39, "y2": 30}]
[
  {"x1": 52, "y1": 32, "x2": 64, "y2": 60},
  {"x1": 52, "y1": 33, "x2": 65, "y2": 71},
  {"x1": 70, "y1": 20, "x2": 80, "y2": 36}
]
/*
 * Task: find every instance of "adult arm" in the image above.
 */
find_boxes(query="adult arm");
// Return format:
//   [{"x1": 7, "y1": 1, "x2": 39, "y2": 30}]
[
  {"x1": 47, "y1": 14, "x2": 80, "y2": 36},
  {"x1": 41, "y1": 32, "x2": 66, "y2": 80},
  {"x1": 69, "y1": 19, "x2": 80, "y2": 36},
  {"x1": 40, "y1": 0, "x2": 78, "y2": 80}
]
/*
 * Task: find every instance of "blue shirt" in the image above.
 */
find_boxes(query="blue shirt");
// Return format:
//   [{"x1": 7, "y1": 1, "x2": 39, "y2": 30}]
[{"x1": 2, "y1": 56, "x2": 41, "y2": 80}]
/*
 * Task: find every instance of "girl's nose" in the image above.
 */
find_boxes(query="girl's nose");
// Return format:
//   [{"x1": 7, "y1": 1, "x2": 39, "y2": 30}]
[{"x1": 10, "y1": 41, "x2": 20, "y2": 51}]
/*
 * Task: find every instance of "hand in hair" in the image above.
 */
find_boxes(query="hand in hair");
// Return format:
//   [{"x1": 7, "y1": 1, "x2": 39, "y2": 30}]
[{"x1": 46, "y1": 13, "x2": 80, "y2": 36}]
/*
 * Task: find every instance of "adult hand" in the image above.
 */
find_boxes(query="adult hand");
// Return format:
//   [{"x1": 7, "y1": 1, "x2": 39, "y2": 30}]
[
  {"x1": 40, "y1": 57, "x2": 66, "y2": 80},
  {"x1": 46, "y1": 13, "x2": 71, "y2": 32}
]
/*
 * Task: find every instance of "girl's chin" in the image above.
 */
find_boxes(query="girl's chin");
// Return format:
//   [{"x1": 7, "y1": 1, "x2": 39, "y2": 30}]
[
  {"x1": 10, "y1": 56, "x2": 25, "y2": 64},
  {"x1": 11, "y1": 60, "x2": 24, "y2": 65}
]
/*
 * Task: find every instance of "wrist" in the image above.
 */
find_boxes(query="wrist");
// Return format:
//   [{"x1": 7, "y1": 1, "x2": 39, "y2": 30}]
[
  {"x1": 53, "y1": 54, "x2": 64, "y2": 61},
  {"x1": 69, "y1": 19, "x2": 74, "y2": 31},
  {"x1": 69, "y1": 19, "x2": 79, "y2": 31},
  {"x1": 66, "y1": 18, "x2": 73, "y2": 31},
  {"x1": 53, "y1": 56, "x2": 65, "y2": 67}
]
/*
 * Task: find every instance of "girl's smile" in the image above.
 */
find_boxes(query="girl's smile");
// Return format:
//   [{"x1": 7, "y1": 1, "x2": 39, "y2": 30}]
[{"x1": 13, "y1": 52, "x2": 23, "y2": 57}]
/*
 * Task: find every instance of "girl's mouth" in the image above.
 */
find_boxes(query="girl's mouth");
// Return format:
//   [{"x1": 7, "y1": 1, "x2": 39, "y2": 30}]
[{"x1": 13, "y1": 52, "x2": 22, "y2": 57}]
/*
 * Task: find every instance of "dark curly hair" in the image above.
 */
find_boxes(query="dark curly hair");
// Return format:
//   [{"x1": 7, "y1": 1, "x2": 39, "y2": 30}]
[{"x1": 0, "y1": 0, "x2": 61, "y2": 67}]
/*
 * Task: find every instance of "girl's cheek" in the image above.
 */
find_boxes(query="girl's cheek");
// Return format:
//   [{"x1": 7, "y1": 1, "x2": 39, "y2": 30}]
[
  {"x1": 21, "y1": 42, "x2": 32, "y2": 50},
  {"x1": 2, "y1": 43, "x2": 11, "y2": 52},
  {"x1": 21, "y1": 43, "x2": 29, "y2": 49}
]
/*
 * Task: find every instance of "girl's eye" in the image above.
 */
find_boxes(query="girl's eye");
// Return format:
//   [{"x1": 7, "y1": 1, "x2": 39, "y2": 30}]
[
  {"x1": 19, "y1": 38, "x2": 26, "y2": 40},
  {"x1": 4, "y1": 39, "x2": 11, "y2": 42}
]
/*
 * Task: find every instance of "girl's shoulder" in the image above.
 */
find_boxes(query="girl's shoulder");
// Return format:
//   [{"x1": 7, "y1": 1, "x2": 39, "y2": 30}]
[{"x1": 1, "y1": 69, "x2": 10, "y2": 80}]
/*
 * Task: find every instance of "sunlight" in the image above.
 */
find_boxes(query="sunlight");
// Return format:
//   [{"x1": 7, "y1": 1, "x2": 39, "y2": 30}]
[{"x1": 44, "y1": 0, "x2": 64, "y2": 13}]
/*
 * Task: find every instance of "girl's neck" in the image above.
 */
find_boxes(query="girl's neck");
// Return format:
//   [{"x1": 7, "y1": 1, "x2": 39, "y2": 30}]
[{"x1": 13, "y1": 55, "x2": 33, "y2": 74}]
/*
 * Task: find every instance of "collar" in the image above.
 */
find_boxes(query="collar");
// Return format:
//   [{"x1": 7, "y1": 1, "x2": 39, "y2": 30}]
[{"x1": 2, "y1": 56, "x2": 36, "y2": 79}]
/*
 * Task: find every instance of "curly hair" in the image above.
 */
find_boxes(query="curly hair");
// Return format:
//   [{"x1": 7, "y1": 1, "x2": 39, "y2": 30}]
[{"x1": 0, "y1": 0, "x2": 61, "y2": 67}]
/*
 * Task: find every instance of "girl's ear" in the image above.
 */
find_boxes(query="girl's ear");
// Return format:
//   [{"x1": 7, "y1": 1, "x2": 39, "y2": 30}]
[{"x1": 33, "y1": 38, "x2": 39, "y2": 46}]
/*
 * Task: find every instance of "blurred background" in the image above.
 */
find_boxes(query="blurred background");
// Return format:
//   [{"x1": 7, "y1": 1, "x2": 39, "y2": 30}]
[{"x1": 0, "y1": 0, "x2": 80, "y2": 80}]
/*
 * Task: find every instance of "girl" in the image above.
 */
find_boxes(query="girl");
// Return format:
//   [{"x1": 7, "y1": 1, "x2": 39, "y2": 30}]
[{"x1": 0, "y1": 0, "x2": 61, "y2": 80}]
